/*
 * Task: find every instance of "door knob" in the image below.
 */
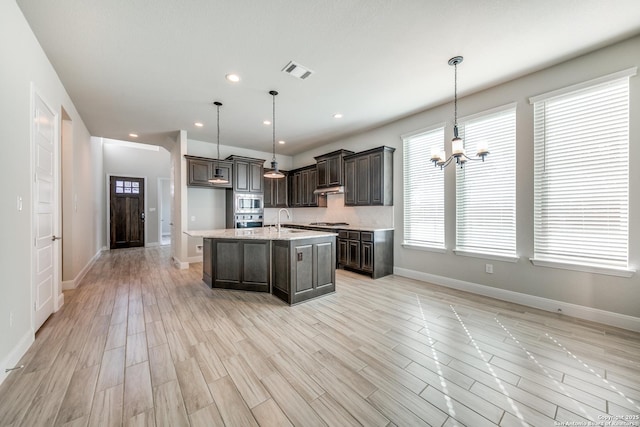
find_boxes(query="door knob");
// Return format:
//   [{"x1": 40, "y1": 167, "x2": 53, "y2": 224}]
[{"x1": 52, "y1": 236, "x2": 62, "y2": 241}]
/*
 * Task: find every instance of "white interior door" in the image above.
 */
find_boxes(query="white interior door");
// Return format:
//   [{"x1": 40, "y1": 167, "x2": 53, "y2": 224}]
[{"x1": 32, "y1": 89, "x2": 59, "y2": 331}]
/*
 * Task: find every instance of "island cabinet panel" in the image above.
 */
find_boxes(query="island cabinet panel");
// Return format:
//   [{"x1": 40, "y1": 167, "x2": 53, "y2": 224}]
[
  {"x1": 316, "y1": 242, "x2": 334, "y2": 289},
  {"x1": 204, "y1": 238, "x2": 270, "y2": 292},
  {"x1": 295, "y1": 245, "x2": 313, "y2": 293},
  {"x1": 271, "y1": 236, "x2": 336, "y2": 305},
  {"x1": 272, "y1": 243, "x2": 290, "y2": 295}
]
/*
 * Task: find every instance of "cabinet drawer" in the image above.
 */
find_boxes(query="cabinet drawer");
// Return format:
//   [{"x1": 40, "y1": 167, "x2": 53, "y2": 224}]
[
  {"x1": 361, "y1": 232, "x2": 373, "y2": 242},
  {"x1": 338, "y1": 231, "x2": 349, "y2": 239},
  {"x1": 347, "y1": 231, "x2": 360, "y2": 240}
]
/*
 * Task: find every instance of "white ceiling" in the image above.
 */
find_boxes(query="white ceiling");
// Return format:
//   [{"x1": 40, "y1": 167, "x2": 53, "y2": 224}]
[{"x1": 17, "y1": 0, "x2": 640, "y2": 156}]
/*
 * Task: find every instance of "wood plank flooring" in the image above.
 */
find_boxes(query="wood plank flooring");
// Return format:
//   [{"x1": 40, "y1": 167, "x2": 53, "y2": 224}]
[{"x1": 1, "y1": 246, "x2": 639, "y2": 426}]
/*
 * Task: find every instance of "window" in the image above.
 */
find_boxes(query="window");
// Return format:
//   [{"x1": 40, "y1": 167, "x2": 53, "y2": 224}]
[
  {"x1": 456, "y1": 105, "x2": 517, "y2": 259},
  {"x1": 403, "y1": 126, "x2": 445, "y2": 249},
  {"x1": 530, "y1": 69, "x2": 636, "y2": 274}
]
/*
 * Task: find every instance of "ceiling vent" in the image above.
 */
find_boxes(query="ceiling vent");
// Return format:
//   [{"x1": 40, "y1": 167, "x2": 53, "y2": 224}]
[{"x1": 282, "y1": 61, "x2": 314, "y2": 80}]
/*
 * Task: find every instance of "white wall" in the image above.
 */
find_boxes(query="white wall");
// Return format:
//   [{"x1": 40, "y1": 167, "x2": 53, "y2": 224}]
[
  {"x1": 102, "y1": 139, "x2": 170, "y2": 247},
  {"x1": 291, "y1": 35, "x2": 640, "y2": 324},
  {"x1": 0, "y1": 0, "x2": 102, "y2": 382}
]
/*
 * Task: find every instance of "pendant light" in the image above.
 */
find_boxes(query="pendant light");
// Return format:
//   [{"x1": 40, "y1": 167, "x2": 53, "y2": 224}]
[
  {"x1": 430, "y1": 56, "x2": 489, "y2": 169},
  {"x1": 264, "y1": 90, "x2": 285, "y2": 179},
  {"x1": 208, "y1": 101, "x2": 229, "y2": 184}
]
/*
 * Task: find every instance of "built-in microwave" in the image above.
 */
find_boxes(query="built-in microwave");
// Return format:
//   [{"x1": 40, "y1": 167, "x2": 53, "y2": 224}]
[{"x1": 235, "y1": 193, "x2": 263, "y2": 213}]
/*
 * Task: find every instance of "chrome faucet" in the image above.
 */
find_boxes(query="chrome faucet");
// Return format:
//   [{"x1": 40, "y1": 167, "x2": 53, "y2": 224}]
[{"x1": 277, "y1": 208, "x2": 291, "y2": 231}]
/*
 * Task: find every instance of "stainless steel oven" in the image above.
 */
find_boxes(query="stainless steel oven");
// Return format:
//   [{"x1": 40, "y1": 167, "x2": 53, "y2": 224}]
[
  {"x1": 234, "y1": 214, "x2": 263, "y2": 228},
  {"x1": 235, "y1": 194, "x2": 263, "y2": 213}
]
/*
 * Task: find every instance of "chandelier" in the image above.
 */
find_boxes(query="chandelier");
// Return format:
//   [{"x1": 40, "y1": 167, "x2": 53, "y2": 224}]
[{"x1": 431, "y1": 56, "x2": 489, "y2": 169}]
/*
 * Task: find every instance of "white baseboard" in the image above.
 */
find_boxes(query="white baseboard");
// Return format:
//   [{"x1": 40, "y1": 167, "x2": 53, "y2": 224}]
[
  {"x1": 146, "y1": 241, "x2": 160, "y2": 247},
  {"x1": 394, "y1": 267, "x2": 640, "y2": 332},
  {"x1": 186, "y1": 255, "x2": 203, "y2": 264},
  {"x1": 172, "y1": 256, "x2": 189, "y2": 269},
  {"x1": 0, "y1": 328, "x2": 34, "y2": 386},
  {"x1": 62, "y1": 249, "x2": 103, "y2": 290},
  {"x1": 56, "y1": 292, "x2": 64, "y2": 311}
]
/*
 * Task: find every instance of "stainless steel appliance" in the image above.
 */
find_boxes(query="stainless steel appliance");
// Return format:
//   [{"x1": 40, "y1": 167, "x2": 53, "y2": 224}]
[
  {"x1": 226, "y1": 191, "x2": 264, "y2": 228},
  {"x1": 234, "y1": 214, "x2": 264, "y2": 228},
  {"x1": 235, "y1": 193, "x2": 263, "y2": 213}
]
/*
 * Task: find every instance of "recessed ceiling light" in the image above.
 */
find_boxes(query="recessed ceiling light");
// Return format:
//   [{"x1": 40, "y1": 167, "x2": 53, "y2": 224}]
[
  {"x1": 226, "y1": 73, "x2": 240, "y2": 83},
  {"x1": 278, "y1": 140, "x2": 285, "y2": 145},
  {"x1": 129, "y1": 133, "x2": 138, "y2": 138},
  {"x1": 333, "y1": 113, "x2": 343, "y2": 119},
  {"x1": 194, "y1": 122, "x2": 204, "y2": 127},
  {"x1": 263, "y1": 120, "x2": 271, "y2": 125}
]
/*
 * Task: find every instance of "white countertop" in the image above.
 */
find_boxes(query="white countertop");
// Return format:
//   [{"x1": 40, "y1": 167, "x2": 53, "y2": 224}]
[
  {"x1": 284, "y1": 222, "x2": 394, "y2": 232},
  {"x1": 185, "y1": 228, "x2": 337, "y2": 240}
]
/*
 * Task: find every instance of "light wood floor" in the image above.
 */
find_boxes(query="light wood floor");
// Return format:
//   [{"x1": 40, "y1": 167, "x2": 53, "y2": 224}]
[{"x1": 1, "y1": 246, "x2": 639, "y2": 427}]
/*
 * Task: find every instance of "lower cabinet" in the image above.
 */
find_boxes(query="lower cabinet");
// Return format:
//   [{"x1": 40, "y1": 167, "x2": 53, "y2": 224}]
[
  {"x1": 337, "y1": 229, "x2": 393, "y2": 279},
  {"x1": 203, "y1": 238, "x2": 270, "y2": 292},
  {"x1": 272, "y1": 236, "x2": 336, "y2": 305}
]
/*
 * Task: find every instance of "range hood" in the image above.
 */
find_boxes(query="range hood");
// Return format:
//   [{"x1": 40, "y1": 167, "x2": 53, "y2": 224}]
[{"x1": 313, "y1": 185, "x2": 344, "y2": 195}]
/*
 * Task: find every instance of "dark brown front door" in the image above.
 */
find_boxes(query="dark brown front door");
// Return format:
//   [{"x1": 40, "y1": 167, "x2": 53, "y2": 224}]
[{"x1": 110, "y1": 176, "x2": 145, "y2": 249}]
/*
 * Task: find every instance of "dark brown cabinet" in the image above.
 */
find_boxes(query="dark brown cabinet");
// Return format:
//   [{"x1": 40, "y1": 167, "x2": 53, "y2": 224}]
[
  {"x1": 264, "y1": 170, "x2": 288, "y2": 208},
  {"x1": 203, "y1": 238, "x2": 270, "y2": 292},
  {"x1": 289, "y1": 165, "x2": 325, "y2": 207},
  {"x1": 337, "y1": 229, "x2": 393, "y2": 278},
  {"x1": 185, "y1": 155, "x2": 232, "y2": 188},
  {"x1": 272, "y1": 235, "x2": 336, "y2": 305},
  {"x1": 344, "y1": 146, "x2": 394, "y2": 206},
  {"x1": 226, "y1": 155, "x2": 265, "y2": 193},
  {"x1": 314, "y1": 149, "x2": 353, "y2": 188}
]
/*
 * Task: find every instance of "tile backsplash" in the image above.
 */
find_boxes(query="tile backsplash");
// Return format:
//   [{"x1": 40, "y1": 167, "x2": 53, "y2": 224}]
[{"x1": 264, "y1": 193, "x2": 394, "y2": 228}]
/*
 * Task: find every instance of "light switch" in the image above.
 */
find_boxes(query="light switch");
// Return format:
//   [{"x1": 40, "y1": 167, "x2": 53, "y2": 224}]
[{"x1": 191, "y1": 216, "x2": 196, "y2": 222}]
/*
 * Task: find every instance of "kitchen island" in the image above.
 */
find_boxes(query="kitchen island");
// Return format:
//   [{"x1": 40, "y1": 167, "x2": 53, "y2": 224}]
[{"x1": 186, "y1": 228, "x2": 337, "y2": 305}]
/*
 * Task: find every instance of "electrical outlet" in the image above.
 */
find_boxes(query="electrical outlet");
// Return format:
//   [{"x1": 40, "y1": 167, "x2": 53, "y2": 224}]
[{"x1": 485, "y1": 263, "x2": 493, "y2": 274}]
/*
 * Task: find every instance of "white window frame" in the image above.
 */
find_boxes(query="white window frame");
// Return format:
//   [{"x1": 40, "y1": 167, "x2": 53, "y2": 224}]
[
  {"x1": 454, "y1": 103, "x2": 518, "y2": 262},
  {"x1": 402, "y1": 124, "x2": 446, "y2": 251},
  {"x1": 529, "y1": 68, "x2": 636, "y2": 277}
]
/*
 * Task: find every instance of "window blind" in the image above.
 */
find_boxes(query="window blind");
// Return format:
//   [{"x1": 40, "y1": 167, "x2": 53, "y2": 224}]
[
  {"x1": 403, "y1": 127, "x2": 445, "y2": 248},
  {"x1": 456, "y1": 106, "x2": 517, "y2": 258},
  {"x1": 532, "y1": 75, "x2": 631, "y2": 269}
]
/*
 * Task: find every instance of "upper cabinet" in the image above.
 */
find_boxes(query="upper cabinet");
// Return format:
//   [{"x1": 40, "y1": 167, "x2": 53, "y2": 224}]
[
  {"x1": 185, "y1": 155, "x2": 232, "y2": 188},
  {"x1": 226, "y1": 155, "x2": 265, "y2": 193},
  {"x1": 289, "y1": 165, "x2": 325, "y2": 208},
  {"x1": 344, "y1": 146, "x2": 395, "y2": 206},
  {"x1": 264, "y1": 170, "x2": 289, "y2": 208},
  {"x1": 314, "y1": 149, "x2": 354, "y2": 188}
]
